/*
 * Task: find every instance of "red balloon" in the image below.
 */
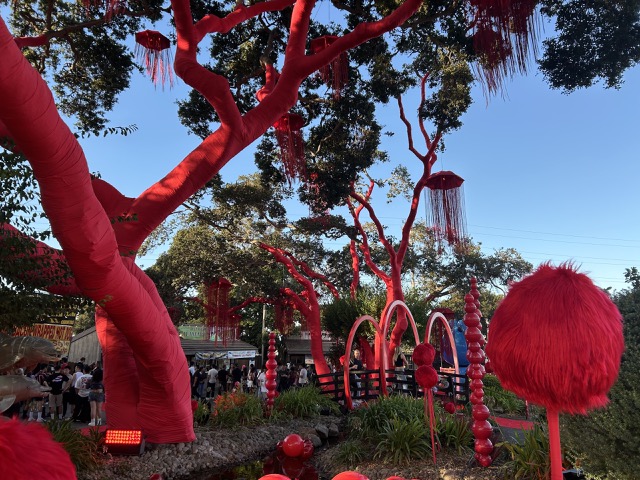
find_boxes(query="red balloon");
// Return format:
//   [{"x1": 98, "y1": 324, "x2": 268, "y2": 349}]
[
  {"x1": 332, "y1": 473, "x2": 369, "y2": 480},
  {"x1": 282, "y1": 433, "x2": 305, "y2": 457},
  {"x1": 300, "y1": 439, "x2": 314, "y2": 460},
  {"x1": 259, "y1": 475, "x2": 290, "y2": 480},
  {"x1": 412, "y1": 343, "x2": 435, "y2": 366}
]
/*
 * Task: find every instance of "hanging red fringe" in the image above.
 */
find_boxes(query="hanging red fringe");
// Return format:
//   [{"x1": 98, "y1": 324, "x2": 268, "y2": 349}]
[
  {"x1": 274, "y1": 113, "x2": 306, "y2": 184},
  {"x1": 470, "y1": 0, "x2": 538, "y2": 94},
  {"x1": 425, "y1": 171, "x2": 467, "y2": 247},
  {"x1": 274, "y1": 296, "x2": 295, "y2": 335},
  {"x1": 310, "y1": 35, "x2": 349, "y2": 100},
  {"x1": 134, "y1": 30, "x2": 174, "y2": 88},
  {"x1": 205, "y1": 278, "x2": 234, "y2": 346}
]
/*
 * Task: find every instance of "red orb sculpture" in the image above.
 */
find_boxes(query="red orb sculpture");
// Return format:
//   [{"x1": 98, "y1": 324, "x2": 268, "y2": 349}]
[
  {"x1": 332, "y1": 472, "x2": 370, "y2": 480},
  {"x1": 259, "y1": 475, "x2": 291, "y2": 480},
  {"x1": 415, "y1": 365, "x2": 438, "y2": 389},
  {"x1": 412, "y1": 342, "x2": 435, "y2": 366},
  {"x1": 444, "y1": 402, "x2": 456, "y2": 414},
  {"x1": 282, "y1": 433, "x2": 305, "y2": 458}
]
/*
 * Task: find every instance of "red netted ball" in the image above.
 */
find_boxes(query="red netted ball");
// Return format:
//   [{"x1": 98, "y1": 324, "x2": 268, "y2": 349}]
[
  {"x1": 0, "y1": 417, "x2": 76, "y2": 480},
  {"x1": 412, "y1": 342, "x2": 435, "y2": 366},
  {"x1": 415, "y1": 365, "x2": 438, "y2": 389},
  {"x1": 485, "y1": 263, "x2": 624, "y2": 414}
]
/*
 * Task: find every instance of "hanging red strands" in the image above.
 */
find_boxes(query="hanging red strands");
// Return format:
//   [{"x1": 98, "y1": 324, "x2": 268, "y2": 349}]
[
  {"x1": 134, "y1": 30, "x2": 174, "y2": 88},
  {"x1": 216, "y1": 278, "x2": 233, "y2": 346},
  {"x1": 274, "y1": 113, "x2": 306, "y2": 184},
  {"x1": 310, "y1": 35, "x2": 349, "y2": 100},
  {"x1": 425, "y1": 171, "x2": 467, "y2": 247},
  {"x1": 274, "y1": 294, "x2": 295, "y2": 335},
  {"x1": 469, "y1": 0, "x2": 538, "y2": 95}
]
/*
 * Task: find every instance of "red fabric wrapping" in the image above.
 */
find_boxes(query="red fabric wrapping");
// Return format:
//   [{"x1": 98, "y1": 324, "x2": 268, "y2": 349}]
[
  {"x1": 134, "y1": 30, "x2": 174, "y2": 87},
  {"x1": 274, "y1": 113, "x2": 306, "y2": 184},
  {"x1": 486, "y1": 263, "x2": 624, "y2": 414},
  {"x1": 425, "y1": 171, "x2": 467, "y2": 246},
  {"x1": 309, "y1": 35, "x2": 349, "y2": 99},
  {"x1": 0, "y1": 417, "x2": 76, "y2": 480}
]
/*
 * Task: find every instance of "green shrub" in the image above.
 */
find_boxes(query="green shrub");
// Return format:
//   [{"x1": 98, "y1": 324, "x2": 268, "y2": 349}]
[
  {"x1": 274, "y1": 385, "x2": 340, "y2": 418},
  {"x1": 45, "y1": 419, "x2": 101, "y2": 471},
  {"x1": 484, "y1": 374, "x2": 527, "y2": 415},
  {"x1": 193, "y1": 399, "x2": 210, "y2": 426},
  {"x1": 334, "y1": 439, "x2": 369, "y2": 465},
  {"x1": 351, "y1": 394, "x2": 424, "y2": 440},
  {"x1": 373, "y1": 417, "x2": 431, "y2": 464},
  {"x1": 437, "y1": 413, "x2": 474, "y2": 453},
  {"x1": 561, "y1": 275, "x2": 640, "y2": 479},
  {"x1": 210, "y1": 392, "x2": 264, "y2": 427},
  {"x1": 499, "y1": 423, "x2": 550, "y2": 480}
]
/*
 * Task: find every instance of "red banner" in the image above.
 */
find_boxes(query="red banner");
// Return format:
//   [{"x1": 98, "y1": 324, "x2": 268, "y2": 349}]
[{"x1": 13, "y1": 324, "x2": 74, "y2": 356}]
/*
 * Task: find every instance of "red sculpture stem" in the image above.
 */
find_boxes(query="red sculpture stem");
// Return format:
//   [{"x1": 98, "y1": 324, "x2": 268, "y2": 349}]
[
  {"x1": 427, "y1": 389, "x2": 437, "y2": 465},
  {"x1": 265, "y1": 332, "x2": 278, "y2": 415},
  {"x1": 547, "y1": 409, "x2": 563, "y2": 480},
  {"x1": 465, "y1": 278, "x2": 493, "y2": 467},
  {"x1": 349, "y1": 239, "x2": 360, "y2": 300}
]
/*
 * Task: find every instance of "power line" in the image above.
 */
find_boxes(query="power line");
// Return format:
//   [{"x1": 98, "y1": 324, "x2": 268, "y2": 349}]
[{"x1": 469, "y1": 223, "x2": 640, "y2": 243}]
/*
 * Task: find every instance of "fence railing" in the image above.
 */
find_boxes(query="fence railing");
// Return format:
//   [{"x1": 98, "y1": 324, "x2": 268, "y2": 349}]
[{"x1": 314, "y1": 368, "x2": 469, "y2": 405}]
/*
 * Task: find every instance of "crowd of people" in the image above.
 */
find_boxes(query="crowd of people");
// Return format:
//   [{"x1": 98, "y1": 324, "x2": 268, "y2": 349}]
[
  {"x1": 188, "y1": 361, "x2": 314, "y2": 402},
  {"x1": 2, "y1": 357, "x2": 105, "y2": 426}
]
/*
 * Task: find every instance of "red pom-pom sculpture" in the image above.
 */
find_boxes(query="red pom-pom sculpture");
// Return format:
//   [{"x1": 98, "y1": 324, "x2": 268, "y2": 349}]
[
  {"x1": 412, "y1": 341, "x2": 439, "y2": 465},
  {"x1": 486, "y1": 263, "x2": 624, "y2": 480}
]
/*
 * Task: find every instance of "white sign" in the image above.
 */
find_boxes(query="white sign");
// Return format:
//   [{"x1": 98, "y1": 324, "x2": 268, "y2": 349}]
[{"x1": 226, "y1": 350, "x2": 256, "y2": 359}]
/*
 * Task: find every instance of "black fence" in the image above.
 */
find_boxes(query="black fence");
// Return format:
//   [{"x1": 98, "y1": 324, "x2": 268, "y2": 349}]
[{"x1": 314, "y1": 368, "x2": 469, "y2": 405}]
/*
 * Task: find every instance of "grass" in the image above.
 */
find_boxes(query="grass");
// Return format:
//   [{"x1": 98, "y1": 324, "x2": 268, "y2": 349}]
[
  {"x1": 45, "y1": 419, "x2": 102, "y2": 471},
  {"x1": 273, "y1": 385, "x2": 340, "y2": 418}
]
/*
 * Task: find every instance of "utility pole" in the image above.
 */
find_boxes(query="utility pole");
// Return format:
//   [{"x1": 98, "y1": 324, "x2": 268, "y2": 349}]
[{"x1": 261, "y1": 304, "x2": 267, "y2": 368}]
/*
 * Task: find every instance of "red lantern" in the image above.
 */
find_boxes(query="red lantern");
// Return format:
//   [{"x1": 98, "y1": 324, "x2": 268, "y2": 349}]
[
  {"x1": 282, "y1": 433, "x2": 305, "y2": 457},
  {"x1": 425, "y1": 170, "x2": 467, "y2": 247},
  {"x1": 134, "y1": 30, "x2": 174, "y2": 88},
  {"x1": 273, "y1": 113, "x2": 306, "y2": 184},
  {"x1": 309, "y1": 35, "x2": 349, "y2": 100}
]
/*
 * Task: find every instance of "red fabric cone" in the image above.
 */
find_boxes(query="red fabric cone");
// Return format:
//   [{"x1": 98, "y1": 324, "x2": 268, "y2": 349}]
[
  {"x1": 486, "y1": 263, "x2": 624, "y2": 414},
  {"x1": 134, "y1": 30, "x2": 174, "y2": 88}
]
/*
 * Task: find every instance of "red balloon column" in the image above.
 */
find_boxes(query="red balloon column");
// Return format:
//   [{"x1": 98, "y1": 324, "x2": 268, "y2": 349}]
[
  {"x1": 265, "y1": 332, "x2": 278, "y2": 415},
  {"x1": 464, "y1": 278, "x2": 493, "y2": 467},
  {"x1": 486, "y1": 264, "x2": 625, "y2": 480},
  {"x1": 412, "y1": 342, "x2": 439, "y2": 464}
]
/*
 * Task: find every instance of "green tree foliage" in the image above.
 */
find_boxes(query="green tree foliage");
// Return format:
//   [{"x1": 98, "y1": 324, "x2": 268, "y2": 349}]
[
  {"x1": 561, "y1": 268, "x2": 640, "y2": 479},
  {"x1": 539, "y1": 0, "x2": 640, "y2": 91}
]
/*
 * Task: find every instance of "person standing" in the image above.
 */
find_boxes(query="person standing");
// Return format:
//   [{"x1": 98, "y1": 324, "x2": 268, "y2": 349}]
[
  {"x1": 217, "y1": 366, "x2": 229, "y2": 393},
  {"x1": 72, "y1": 365, "x2": 92, "y2": 423},
  {"x1": 231, "y1": 364, "x2": 243, "y2": 392},
  {"x1": 88, "y1": 365, "x2": 104, "y2": 426},
  {"x1": 44, "y1": 363, "x2": 70, "y2": 420},
  {"x1": 393, "y1": 347, "x2": 408, "y2": 392},
  {"x1": 298, "y1": 364, "x2": 308, "y2": 387},
  {"x1": 206, "y1": 364, "x2": 218, "y2": 399},
  {"x1": 257, "y1": 367, "x2": 267, "y2": 401},
  {"x1": 193, "y1": 366, "x2": 207, "y2": 399},
  {"x1": 349, "y1": 349, "x2": 364, "y2": 398}
]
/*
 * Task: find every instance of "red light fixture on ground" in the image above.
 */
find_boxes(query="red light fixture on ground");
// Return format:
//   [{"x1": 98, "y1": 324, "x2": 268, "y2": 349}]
[{"x1": 104, "y1": 429, "x2": 145, "y2": 455}]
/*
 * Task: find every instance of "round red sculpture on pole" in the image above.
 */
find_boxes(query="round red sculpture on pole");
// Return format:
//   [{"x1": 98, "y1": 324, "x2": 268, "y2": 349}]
[
  {"x1": 486, "y1": 263, "x2": 624, "y2": 480},
  {"x1": 265, "y1": 332, "x2": 278, "y2": 415}
]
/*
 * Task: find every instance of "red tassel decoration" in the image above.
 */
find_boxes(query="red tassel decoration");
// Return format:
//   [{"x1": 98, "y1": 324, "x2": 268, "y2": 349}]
[
  {"x1": 274, "y1": 294, "x2": 295, "y2": 335},
  {"x1": 134, "y1": 30, "x2": 174, "y2": 88},
  {"x1": 486, "y1": 263, "x2": 624, "y2": 480},
  {"x1": 425, "y1": 171, "x2": 467, "y2": 247},
  {"x1": 206, "y1": 278, "x2": 233, "y2": 346},
  {"x1": 310, "y1": 35, "x2": 349, "y2": 100},
  {"x1": 273, "y1": 113, "x2": 306, "y2": 184},
  {"x1": 470, "y1": 0, "x2": 538, "y2": 94}
]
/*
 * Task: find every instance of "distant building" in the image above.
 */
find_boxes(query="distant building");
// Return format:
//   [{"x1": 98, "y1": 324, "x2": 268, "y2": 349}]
[{"x1": 284, "y1": 331, "x2": 335, "y2": 366}]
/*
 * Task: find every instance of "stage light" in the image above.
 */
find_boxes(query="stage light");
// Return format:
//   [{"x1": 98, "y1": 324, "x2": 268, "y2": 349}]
[{"x1": 104, "y1": 429, "x2": 145, "y2": 455}]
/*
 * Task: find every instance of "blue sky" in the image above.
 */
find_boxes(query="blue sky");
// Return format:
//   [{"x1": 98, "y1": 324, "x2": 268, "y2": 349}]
[{"x1": 67, "y1": 34, "x2": 640, "y2": 294}]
